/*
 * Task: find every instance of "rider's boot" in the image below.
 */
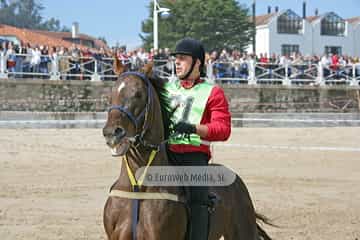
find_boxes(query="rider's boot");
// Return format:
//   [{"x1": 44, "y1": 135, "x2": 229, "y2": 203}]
[
  {"x1": 189, "y1": 203, "x2": 209, "y2": 240},
  {"x1": 188, "y1": 186, "x2": 209, "y2": 240}
]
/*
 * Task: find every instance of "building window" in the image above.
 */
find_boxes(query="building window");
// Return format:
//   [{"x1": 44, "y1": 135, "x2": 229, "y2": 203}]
[
  {"x1": 277, "y1": 10, "x2": 303, "y2": 34},
  {"x1": 325, "y1": 46, "x2": 342, "y2": 55},
  {"x1": 321, "y1": 12, "x2": 345, "y2": 36},
  {"x1": 281, "y1": 44, "x2": 300, "y2": 56}
]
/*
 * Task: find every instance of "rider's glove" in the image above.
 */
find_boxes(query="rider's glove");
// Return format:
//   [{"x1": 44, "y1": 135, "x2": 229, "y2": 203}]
[{"x1": 174, "y1": 121, "x2": 196, "y2": 135}]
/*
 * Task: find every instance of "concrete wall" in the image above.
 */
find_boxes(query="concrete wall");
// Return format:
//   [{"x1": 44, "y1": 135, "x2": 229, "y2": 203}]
[
  {"x1": 0, "y1": 79, "x2": 113, "y2": 112},
  {"x1": 224, "y1": 84, "x2": 360, "y2": 113},
  {"x1": 1, "y1": 79, "x2": 360, "y2": 113}
]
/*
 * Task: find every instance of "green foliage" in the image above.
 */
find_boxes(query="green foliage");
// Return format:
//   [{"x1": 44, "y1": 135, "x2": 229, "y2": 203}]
[
  {"x1": 140, "y1": 0, "x2": 252, "y2": 52},
  {"x1": 0, "y1": 0, "x2": 67, "y2": 31}
]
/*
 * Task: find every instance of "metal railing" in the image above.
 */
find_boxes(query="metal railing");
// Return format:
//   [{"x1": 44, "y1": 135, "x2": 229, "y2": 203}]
[
  {"x1": 0, "y1": 53, "x2": 178, "y2": 81},
  {"x1": 0, "y1": 53, "x2": 359, "y2": 86},
  {"x1": 208, "y1": 60, "x2": 360, "y2": 86}
]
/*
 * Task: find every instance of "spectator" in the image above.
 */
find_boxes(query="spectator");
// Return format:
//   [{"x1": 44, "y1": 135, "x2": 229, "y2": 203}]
[
  {"x1": 39, "y1": 45, "x2": 50, "y2": 77},
  {"x1": 30, "y1": 45, "x2": 41, "y2": 74},
  {"x1": 259, "y1": 53, "x2": 268, "y2": 64},
  {"x1": 58, "y1": 46, "x2": 69, "y2": 80},
  {"x1": 331, "y1": 53, "x2": 339, "y2": 71},
  {"x1": 6, "y1": 42, "x2": 17, "y2": 75},
  {"x1": 219, "y1": 49, "x2": 229, "y2": 62},
  {"x1": 0, "y1": 43, "x2": 6, "y2": 73},
  {"x1": 22, "y1": 43, "x2": 32, "y2": 74},
  {"x1": 69, "y1": 44, "x2": 81, "y2": 79},
  {"x1": 49, "y1": 46, "x2": 59, "y2": 78}
]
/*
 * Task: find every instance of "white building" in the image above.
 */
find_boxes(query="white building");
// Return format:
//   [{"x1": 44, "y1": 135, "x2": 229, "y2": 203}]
[
  {"x1": 247, "y1": 9, "x2": 360, "y2": 57},
  {"x1": 348, "y1": 17, "x2": 360, "y2": 57}
]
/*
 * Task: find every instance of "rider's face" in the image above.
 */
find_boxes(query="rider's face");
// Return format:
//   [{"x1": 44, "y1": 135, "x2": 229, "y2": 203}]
[{"x1": 175, "y1": 54, "x2": 200, "y2": 79}]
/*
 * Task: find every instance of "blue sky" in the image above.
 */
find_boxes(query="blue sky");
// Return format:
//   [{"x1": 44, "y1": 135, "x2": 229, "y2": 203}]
[{"x1": 40, "y1": 0, "x2": 360, "y2": 49}]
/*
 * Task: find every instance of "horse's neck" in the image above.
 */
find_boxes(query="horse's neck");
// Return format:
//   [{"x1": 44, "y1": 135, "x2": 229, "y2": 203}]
[{"x1": 140, "y1": 84, "x2": 168, "y2": 166}]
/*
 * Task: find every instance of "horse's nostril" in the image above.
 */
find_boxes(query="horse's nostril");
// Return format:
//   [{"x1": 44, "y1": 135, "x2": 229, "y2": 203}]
[{"x1": 114, "y1": 127, "x2": 126, "y2": 139}]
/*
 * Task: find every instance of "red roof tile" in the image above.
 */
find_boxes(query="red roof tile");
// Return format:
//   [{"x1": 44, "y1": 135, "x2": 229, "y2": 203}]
[
  {"x1": 33, "y1": 29, "x2": 109, "y2": 50},
  {"x1": 0, "y1": 24, "x2": 108, "y2": 50},
  {"x1": 250, "y1": 13, "x2": 277, "y2": 26},
  {"x1": 347, "y1": 16, "x2": 360, "y2": 24},
  {"x1": 306, "y1": 16, "x2": 321, "y2": 22}
]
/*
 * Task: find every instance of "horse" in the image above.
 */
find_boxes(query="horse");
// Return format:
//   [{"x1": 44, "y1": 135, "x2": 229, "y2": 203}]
[{"x1": 102, "y1": 60, "x2": 273, "y2": 240}]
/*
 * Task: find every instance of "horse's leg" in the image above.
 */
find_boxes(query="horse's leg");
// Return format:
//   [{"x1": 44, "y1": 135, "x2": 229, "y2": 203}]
[
  {"x1": 232, "y1": 176, "x2": 258, "y2": 239},
  {"x1": 138, "y1": 200, "x2": 188, "y2": 240},
  {"x1": 103, "y1": 198, "x2": 114, "y2": 238},
  {"x1": 210, "y1": 174, "x2": 259, "y2": 240},
  {"x1": 230, "y1": 176, "x2": 258, "y2": 240},
  {"x1": 110, "y1": 227, "x2": 131, "y2": 240},
  {"x1": 103, "y1": 197, "x2": 133, "y2": 240}
]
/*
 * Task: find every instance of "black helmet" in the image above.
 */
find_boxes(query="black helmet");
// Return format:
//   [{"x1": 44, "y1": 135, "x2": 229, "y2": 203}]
[{"x1": 171, "y1": 38, "x2": 206, "y2": 78}]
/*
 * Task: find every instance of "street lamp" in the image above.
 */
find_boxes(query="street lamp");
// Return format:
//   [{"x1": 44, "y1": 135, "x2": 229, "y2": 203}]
[
  {"x1": 252, "y1": 0, "x2": 256, "y2": 55},
  {"x1": 153, "y1": 0, "x2": 170, "y2": 50}
]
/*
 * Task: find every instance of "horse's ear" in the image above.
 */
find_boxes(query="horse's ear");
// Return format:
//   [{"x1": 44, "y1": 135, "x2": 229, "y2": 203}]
[
  {"x1": 141, "y1": 62, "x2": 154, "y2": 78},
  {"x1": 113, "y1": 53, "x2": 126, "y2": 76}
]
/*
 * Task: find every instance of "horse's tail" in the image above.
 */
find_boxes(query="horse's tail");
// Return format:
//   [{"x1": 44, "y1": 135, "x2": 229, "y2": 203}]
[{"x1": 256, "y1": 212, "x2": 277, "y2": 240}]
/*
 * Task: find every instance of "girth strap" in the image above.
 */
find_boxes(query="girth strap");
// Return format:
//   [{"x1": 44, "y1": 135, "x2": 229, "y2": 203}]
[
  {"x1": 132, "y1": 186, "x2": 140, "y2": 240},
  {"x1": 109, "y1": 190, "x2": 180, "y2": 202}
]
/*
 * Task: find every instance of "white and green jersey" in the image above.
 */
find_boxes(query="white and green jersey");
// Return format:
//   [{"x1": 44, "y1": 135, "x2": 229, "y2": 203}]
[{"x1": 165, "y1": 81, "x2": 214, "y2": 146}]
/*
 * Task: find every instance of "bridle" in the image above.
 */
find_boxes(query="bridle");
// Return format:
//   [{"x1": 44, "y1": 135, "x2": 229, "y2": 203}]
[{"x1": 108, "y1": 72, "x2": 159, "y2": 150}]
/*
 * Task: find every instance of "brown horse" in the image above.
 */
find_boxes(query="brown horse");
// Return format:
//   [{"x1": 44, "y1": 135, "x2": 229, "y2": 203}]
[{"x1": 102, "y1": 61, "x2": 272, "y2": 240}]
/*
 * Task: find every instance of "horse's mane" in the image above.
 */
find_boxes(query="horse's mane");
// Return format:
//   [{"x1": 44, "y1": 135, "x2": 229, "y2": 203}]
[
  {"x1": 147, "y1": 74, "x2": 174, "y2": 140},
  {"x1": 139, "y1": 63, "x2": 174, "y2": 140}
]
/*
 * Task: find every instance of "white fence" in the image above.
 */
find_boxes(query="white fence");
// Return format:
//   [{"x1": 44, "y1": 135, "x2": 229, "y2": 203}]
[
  {"x1": 0, "y1": 53, "x2": 360, "y2": 86},
  {"x1": 0, "y1": 53, "x2": 176, "y2": 81},
  {"x1": 209, "y1": 60, "x2": 360, "y2": 86}
]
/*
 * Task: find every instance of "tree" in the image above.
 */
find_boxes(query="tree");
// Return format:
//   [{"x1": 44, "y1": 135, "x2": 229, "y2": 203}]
[
  {"x1": 0, "y1": 0, "x2": 67, "y2": 31},
  {"x1": 140, "y1": 0, "x2": 252, "y2": 52}
]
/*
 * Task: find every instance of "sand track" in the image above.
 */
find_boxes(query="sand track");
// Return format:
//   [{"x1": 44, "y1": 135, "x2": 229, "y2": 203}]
[{"x1": 0, "y1": 128, "x2": 359, "y2": 239}]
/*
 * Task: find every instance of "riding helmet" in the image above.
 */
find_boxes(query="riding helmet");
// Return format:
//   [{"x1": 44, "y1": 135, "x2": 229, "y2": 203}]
[{"x1": 171, "y1": 38, "x2": 205, "y2": 69}]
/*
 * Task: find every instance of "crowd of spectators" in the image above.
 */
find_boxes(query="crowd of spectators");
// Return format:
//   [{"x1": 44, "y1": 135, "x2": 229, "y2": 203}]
[
  {"x1": 0, "y1": 40, "x2": 174, "y2": 80},
  {"x1": 0, "y1": 40, "x2": 359, "y2": 83},
  {"x1": 0, "y1": 40, "x2": 113, "y2": 79},
  {"x1": 206, "y1": 49, "x2": 360, "y2": 81}
]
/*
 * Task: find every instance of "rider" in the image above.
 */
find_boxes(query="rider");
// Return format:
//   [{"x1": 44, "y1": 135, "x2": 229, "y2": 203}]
[{"x1": 166, "y1": 38, "x2": 231, "y2": 240}]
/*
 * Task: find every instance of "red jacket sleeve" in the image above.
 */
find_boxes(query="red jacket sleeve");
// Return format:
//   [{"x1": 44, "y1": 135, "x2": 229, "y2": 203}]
[{"x1": 201, "y1": 85, "x2": 231, "y2": 141}]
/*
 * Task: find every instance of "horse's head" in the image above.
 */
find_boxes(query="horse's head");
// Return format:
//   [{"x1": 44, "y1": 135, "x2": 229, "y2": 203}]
[{"x1": 103, "y1": 62, "x2": 167, "y2": 156}]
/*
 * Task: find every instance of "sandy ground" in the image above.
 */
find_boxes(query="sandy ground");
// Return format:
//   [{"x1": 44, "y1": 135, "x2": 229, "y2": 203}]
[{"x1": 0, "y1": 128, "x2": 359, "y2": 240}]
